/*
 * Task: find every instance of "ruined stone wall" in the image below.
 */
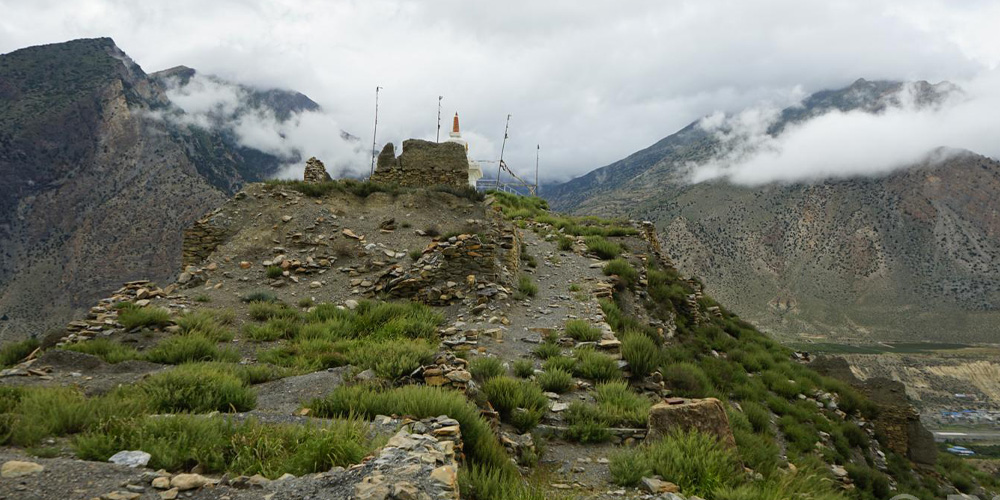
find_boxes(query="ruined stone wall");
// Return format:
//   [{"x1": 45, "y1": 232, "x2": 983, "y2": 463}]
[
  {"x1": 181, "y1": 208, "x2": 230, "y2": 267},
  {"x1": 370, "y1": 218, "x2": 521, "y2": 306},
  {"x1": 371, "y1": 139, "x2": 470, "y2": 188}
]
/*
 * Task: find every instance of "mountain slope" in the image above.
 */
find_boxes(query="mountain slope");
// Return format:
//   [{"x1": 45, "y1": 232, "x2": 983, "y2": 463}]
[
  {"x1": 0, "y1": 38, "x2": 318, "y2": 341},
  {"x1": 545, "y1": 80, "x2": 1000, "y2": 342}
]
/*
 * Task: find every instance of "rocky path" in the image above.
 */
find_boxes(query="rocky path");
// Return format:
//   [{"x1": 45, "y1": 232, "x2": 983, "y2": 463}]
[{"x1": 482, "y1": 229, "x2": 609, "y2": 366}]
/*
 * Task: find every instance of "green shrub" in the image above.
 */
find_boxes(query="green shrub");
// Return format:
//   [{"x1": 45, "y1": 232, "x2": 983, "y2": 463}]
[
  {"x1": 408, "y1": 249, "x2": 423, "y2": 260},
  {"x1": 458, "y1": 465, "x2": 546, "y2": 500},
  {"x1": 258, "y1": 340, "x2": 348, "y2": 372},
  {"x1": 118, "y1": 307, "x2": 172, "y2": 330},
  {"x1": 557, "y1": 236, "x2": 573, "y2": 251},
  {"x1": 533, "y1": 342, "x2": 561, "y2": 359},
  {"x1": 508, "y1": 407, "x2": 544, "y2": 433},
  {"x1": 194, "y1": 294, "x2": 212, "y2": 303},
  {"x1": 241, "y1": 290, "x2": 278, "y2": 303},
  {"x1": 613, "y1": 431, "x2": 742, "y2": 497},
  {"x1": 584, "y1": 236, "x2": 622, "y2": 260},
  {"x1": 266, "y1": 266, "x2": 284, "y2": 279},
  {"x1": 574, "y1": 349, "x2": 621, "y2": 382},
  {"x1": 621, "y1": 331, "x2": 659, "y2": 378},
  {"x1": 603, "y1": 258, "x2": 638, "y2": 286},
  {"x1": 516, "y1": 275, "x2": 538, "y2": 298},
  {"x1": 4, "y1": 387, "x2": 138, "y2": 446},
  {"x1": 297, "y1": 297, "x2": 315, "y2": 308},
  {"x1": 522, "y1": 253, "x2": 538, "y2": 268},
  {"x1": 742, "y1": 401, "x2": 772, "y2": 435},
  {"x1": 592, "y1": 381, "x2": 651, "y2": 427},
  {"x1": 63, "y1": 339, "x2": 139, "y2": 364},
  {"x1": 536, "y1": 368, "x2": 573, "y2": 393},
  {"x1": 662, "y1": 362, "x2": 711, "y2": 397},
  {"x1": 609, "y1": 448, "x2": 650, "y2": 486},
  {"x1": 261, "y1": 338, "x2": 434, "y2": 378},
  {"x1": 839, "y1": 420, "x2": 870, "y2": 449},
  {"x1": 75, "y1": 414, "x2": 375, "y2": 477},
  {"x1": 542, "y1": 355, "x2": 576, "y2": 373},
  {"x1": 564, "y1": 319, "x2": 601, "y2": 342},
  {"x1": 470, "y1": 357, "x2": 506, "y2": 381},
  {"x1": 778, "y1": 415, "x2": 819, "y2": 457},
  {"x1": 310, "y1": 385, "x2": 516, "y2": 478},
  {"x1": 244, "y1": 317, "x2": 301, "y2": 342},
  {"x1": 599, "y1": 298, "x2": 648, "y2": 336},
  {"x1": 732, "y1": 426, "x2": 782, "y2": 477},
  {"x1": 0, "y1": 338, "x2": 40, "y2": 367},
  {"x1": 144, "y1": 335, "x2": 238, "y2": 365},
  {"x1": 481, "y1": 377, "x2": 549, "y2": 431},
  {"x1": 304, "y1": 301, "x2": 443, "y2": 341},
  {"x1": 564, "y1": 402, "x2": 612, "y2": 443},
  {"x1": 512, "y1": 360, "x2": 535, "y2": 378},
  {"x1": 175, "y1": 310, "x2": 235, "y2": 342},
  {"x1": 351, "y1": 340, "x2": 436, "y2": 380},
  {"x1": 248, "y1": 302, "x2": 300, "y2": 322},
  {"x1": 140, "y1": 363, "x2": 256, "y2": 413}
]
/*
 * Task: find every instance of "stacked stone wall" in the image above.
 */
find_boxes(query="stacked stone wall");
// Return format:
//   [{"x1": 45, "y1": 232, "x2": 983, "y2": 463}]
[
  {"x1": 181, "y1": 208, "x2": 229, "y2": 267},
  {"x1": 372, "y1": 139, "x2": 470, "y2": 188}
]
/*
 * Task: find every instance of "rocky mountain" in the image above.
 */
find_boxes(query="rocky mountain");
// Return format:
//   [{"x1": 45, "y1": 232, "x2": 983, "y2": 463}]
[
  {"x1": 545, "y1": 80, "x2": 1000, "y2": 343},
  {"x1": 0, "y1": 38, "x2": 325, "y2": 341}
]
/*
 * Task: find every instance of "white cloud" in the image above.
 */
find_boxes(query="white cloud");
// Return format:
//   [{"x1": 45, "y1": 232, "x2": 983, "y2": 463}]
[
  {"x1": 689, "y1": 74, "x2": 1000, "y2": 185},
  {"x1": 160, "y1": 74, "x2": 368, "y2": 178},
  {"x1": 1, "y1": 0, "x2": 999, "y2": 181}
]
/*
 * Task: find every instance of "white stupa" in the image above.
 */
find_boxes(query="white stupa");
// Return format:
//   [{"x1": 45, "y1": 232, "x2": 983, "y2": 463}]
[{"x1": 447, "y1": 113, "x2": 483, "y2": 188}]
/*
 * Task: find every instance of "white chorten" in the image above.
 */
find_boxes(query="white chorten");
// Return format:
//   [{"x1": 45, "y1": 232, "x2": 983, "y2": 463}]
[{"x1": 447, "y1": 113, "x2": 483, "y2": 188}]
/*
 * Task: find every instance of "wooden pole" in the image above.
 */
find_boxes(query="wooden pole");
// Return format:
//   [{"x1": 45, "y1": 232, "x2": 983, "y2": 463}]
[
  {"x1": 496, "y1": 114, "x2": 511, "y2": 189},
  {"x1": 369, "y1": 86, "x2": 382, "y2": 179}
]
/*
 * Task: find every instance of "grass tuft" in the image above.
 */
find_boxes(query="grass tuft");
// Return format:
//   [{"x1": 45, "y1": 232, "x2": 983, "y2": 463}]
[{"x1": 118, "y1": 307, "x2": 172, "y2": 330}]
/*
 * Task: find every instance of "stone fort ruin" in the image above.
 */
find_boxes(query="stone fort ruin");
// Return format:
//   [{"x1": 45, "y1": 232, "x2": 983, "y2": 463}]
[{"x1": 372, "y1": 113, "x2": 483, "y2": 188}]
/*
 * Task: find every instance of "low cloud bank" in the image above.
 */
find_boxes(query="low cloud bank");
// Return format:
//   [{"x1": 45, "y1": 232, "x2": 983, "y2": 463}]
[
  {"x1": 158, "y1": 74, "x2": 368, "y2": 179},
  {"x1": 688, "y1": 73, "x2": 1000, "y2": 185}
]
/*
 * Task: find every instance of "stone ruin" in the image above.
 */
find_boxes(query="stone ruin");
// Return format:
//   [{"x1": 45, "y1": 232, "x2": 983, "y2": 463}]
[
  {"x1": 303, "y1": 156, "x2": 332, "y2": 184},
  {"x1": 372, "y1": 139, "x2": 471, "y2": 188},
  {"x1": 369, "y1": 215, "x2": 522, "y2": 306}
]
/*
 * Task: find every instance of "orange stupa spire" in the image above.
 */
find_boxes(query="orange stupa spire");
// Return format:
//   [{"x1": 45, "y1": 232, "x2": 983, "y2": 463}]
[{"x1": 452, "y1": 113, "x2": 460, "y2": 134}]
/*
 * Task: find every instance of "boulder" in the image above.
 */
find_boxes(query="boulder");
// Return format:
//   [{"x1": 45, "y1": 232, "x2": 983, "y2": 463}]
[
  {"x1": 108, "y1": 450, "x2": 151, "y2": 468},
  {"x1": 645, "y1": 397, "x2": 737, "y2": 449},
  {"x1": 640, "y1": 477, "x2": 680, "y2": 494},
  {"x1": 0, "y1": 460, "x2": 44, "y2": 478},
  {"x1": 170, "y1": 473, "x2": 212, "y2": 491}
]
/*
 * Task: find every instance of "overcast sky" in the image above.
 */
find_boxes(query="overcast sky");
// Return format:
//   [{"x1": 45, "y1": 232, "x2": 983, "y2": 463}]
[{"x1": 1, "y1": 0, "x2": 998, "y2": 182}]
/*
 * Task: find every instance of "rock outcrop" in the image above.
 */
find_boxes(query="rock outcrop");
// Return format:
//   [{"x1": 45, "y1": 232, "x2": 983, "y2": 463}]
[
  {"x1": 372, "y1": 140, "x2": 471, "y2": 188},
  {"x1": 645, "y1": 397, "x2": 737, "y2": 449},
  {"x1": 810, "y1": 356, "x2": 937, "y2": 465}
]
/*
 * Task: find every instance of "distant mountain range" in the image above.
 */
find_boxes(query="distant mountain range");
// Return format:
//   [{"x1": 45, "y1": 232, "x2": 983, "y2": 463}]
[
  {"x1": 0, "y1": 38, "x2": 327, "y2": 340},
  {"x1": 546, "y1": 79, "x2": 1000, "y2": 343}
]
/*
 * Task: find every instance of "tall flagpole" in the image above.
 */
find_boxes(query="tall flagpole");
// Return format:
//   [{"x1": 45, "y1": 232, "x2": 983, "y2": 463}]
[
  {"x1": 369, "y1": 86, "x2": 382, "y2": 179},
  {"x1": 436, "y1": 96, "x2": 443, "y2": 143},
  {"x1": 535, "y1": 144, "x2": 540, "y2": 195},
  {"x1": 496, "y1": 114, "x2": 511, "y2": 190}
]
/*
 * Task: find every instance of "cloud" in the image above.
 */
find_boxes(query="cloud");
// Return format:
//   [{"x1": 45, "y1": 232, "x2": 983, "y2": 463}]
[
  {"x1": 157, "y1": 74, "x2": 368, "y2": 178},
  {"x1": 688, "y1": 73, "x2": 1000, "y2": 185},
  {"x1": 1, "y1": 0, "x2": 999, "y2": 181}
]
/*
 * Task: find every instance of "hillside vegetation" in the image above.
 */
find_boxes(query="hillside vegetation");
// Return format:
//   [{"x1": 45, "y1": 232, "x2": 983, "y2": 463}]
[{"x1": 0, "y1": 183, "x2": 993, "y2": 499}]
